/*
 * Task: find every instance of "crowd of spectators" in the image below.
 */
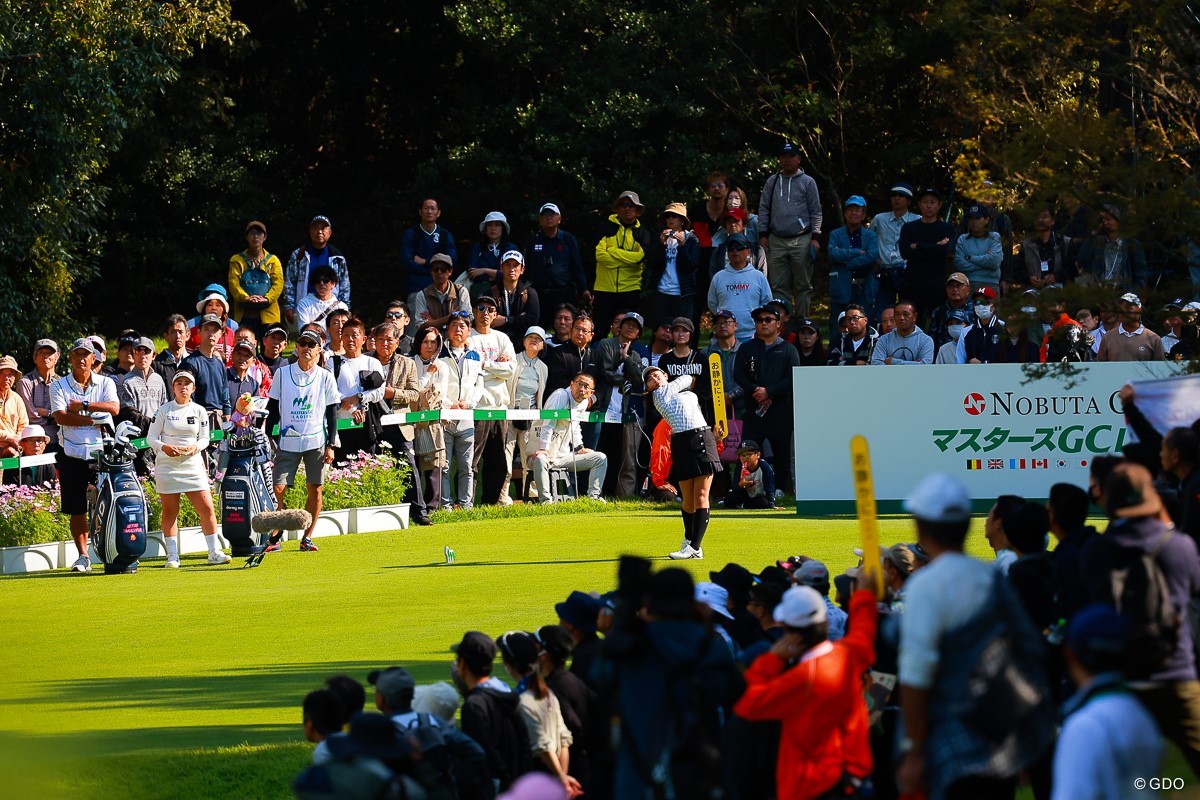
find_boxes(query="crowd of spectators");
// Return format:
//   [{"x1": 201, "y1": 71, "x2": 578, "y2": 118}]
[
  {"x1": 290, "y1": 444, "x2": 1196, "y2": 799},
  {"x1": 2, "y1": 150, "x2": 1198, "y2": 553}
]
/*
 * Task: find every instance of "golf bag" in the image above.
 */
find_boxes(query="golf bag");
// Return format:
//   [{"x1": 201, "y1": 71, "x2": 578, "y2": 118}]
[
  {"x1": 220, "y1": 423, "x2": 276, "y2": 557},
  {"x1": 88, "y1": 418, "x2": 148, "y2": 574}
]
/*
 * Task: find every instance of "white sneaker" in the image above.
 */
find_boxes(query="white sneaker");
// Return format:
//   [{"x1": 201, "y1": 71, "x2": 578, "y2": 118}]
[
  {"x1": 165, "y1": 558, "x2": 180, "y2": 569},
  {"x1": 70, "y1": 555, "x2": 91, "y2": 572},
  {"x1": 497, "y1": 494, "x2": 513, "y2": 507},
  {"x1": 668, "y1": 543, "x2": 703, "y2": 560},
  {"x1": 207, "y1": 551, "x2": 232, "y2": 565}
]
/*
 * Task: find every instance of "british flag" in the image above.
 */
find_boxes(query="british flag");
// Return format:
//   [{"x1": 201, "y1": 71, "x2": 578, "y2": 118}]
[{"x1": 988, "y1": 459, "x2": 1004, "y2": 469}]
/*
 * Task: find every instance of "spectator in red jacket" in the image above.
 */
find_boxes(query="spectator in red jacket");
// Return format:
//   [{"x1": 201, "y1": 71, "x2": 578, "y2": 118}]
[{"x1": 734, "y1": 584, "x2": 879, "y2": 800}]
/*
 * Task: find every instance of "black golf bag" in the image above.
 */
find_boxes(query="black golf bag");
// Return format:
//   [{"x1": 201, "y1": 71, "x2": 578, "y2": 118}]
[
  {"x1": 220, "y1": 425, "x2": 276, "y2": 556},
  {"x1": 88, "y1": 419, "x2": 148, "y2": 574}
]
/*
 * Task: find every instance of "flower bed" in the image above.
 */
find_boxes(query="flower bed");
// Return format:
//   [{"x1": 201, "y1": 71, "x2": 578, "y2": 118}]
[
  {"x1": 282, "y1": 450, "x2": 411, "y2": 511},
  {"x1": 0, "y1": 451, "x2": 410, "y2": 549},
  {"x1": 0, "y1": 483, "x2": 70, "y2": 547}
]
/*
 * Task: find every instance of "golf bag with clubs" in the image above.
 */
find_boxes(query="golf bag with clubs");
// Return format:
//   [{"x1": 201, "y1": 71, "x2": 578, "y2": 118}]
[
  {"x1": 220, "y1": 399, "x2": 277, "y2": 557},
  {"x1": 87, "y1": 415, "x2": 149, "y2": 574}
]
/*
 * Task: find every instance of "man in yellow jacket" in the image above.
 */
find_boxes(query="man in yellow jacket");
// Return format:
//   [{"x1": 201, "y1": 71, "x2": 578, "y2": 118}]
[
  {"x1": 593, "y1": 191, "x2": 652, "y2": 329},
  {"x1": 228, "y1": 220, "x2": 285, "y2": 337}
]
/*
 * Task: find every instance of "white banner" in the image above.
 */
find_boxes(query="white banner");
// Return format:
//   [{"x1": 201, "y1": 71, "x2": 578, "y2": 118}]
[
  {"x1": 792, "y1": 362, "x2": 1181, "y2": 514},
  {"x1": 1128, "y1": 373, "x2": 1200, "y2": 438}
]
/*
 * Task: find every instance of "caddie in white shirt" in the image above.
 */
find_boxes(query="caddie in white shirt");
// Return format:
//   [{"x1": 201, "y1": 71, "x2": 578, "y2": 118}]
[
  {"x1": 266, "y1": 328, "x2": 341, "y2": 551},
  {"x1": 51, "y1": 338, "x2": 120, "y2": 572}
]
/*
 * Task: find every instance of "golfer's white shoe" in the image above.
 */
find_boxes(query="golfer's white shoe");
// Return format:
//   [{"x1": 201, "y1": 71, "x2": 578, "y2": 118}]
[
  {"x1": 165, "y1": 557, "x2": 180, "y2": 569},
  {"x1": 207, "y1": 550, "x2": 232, "y2": 565},
  {"x1": 668, "y1": 543, "x2": 703, "y2": 560}
]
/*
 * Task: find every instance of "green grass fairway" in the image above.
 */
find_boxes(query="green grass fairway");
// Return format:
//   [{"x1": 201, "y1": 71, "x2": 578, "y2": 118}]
[{"x1": 0, "y1": 503, "x2": 1184, "y2": 798}]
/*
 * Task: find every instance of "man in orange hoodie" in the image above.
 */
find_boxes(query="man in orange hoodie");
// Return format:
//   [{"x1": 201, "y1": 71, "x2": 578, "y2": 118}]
[{"x1": 734, "y1": 582, "x2": 878, "y2": 799}]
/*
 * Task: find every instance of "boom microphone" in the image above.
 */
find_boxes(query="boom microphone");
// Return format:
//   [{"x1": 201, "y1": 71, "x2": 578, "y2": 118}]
[{"x1": 251, "y1": 509, "x2": 313, "y2": 533}]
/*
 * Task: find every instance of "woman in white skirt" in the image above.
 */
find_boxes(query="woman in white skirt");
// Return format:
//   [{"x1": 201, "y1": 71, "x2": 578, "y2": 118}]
[
  {"x1": 643, "y1": 364, "x2": 721, "y2": 560},
  {"x1": 147, "y1": 370, "x2": 230, "y2": 567}
]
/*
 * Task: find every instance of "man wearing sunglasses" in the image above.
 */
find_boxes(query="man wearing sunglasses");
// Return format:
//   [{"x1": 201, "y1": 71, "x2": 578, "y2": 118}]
[
  {"x1": 295, "y1": 265, "x2": 349, "y2": 339},
  {"x1": 381, "y1": 301, "x2": 413, "y2": 354},
  {"x1": 265, "y1": 328, "x2": 341, "y2": 550}
]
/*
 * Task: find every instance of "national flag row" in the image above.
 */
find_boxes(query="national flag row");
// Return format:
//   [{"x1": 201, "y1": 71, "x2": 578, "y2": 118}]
[{"x1": 965, "y1": 457, "x2": 1092, "y2": 471}]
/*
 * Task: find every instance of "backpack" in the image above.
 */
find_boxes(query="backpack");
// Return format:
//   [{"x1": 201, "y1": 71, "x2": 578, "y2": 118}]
[
  {"x1": 400, "y1": 714, "x2": 457, "y2": 800},
  {"x1": 623, "y1": 634, "x2": 724, "y2": 800},
  {"x1": 1109, "y1": 530, "x2": 1179, "y2": 680},
  {"x1": 239, "y1": 254, "x2": 273, "y2": 299}
]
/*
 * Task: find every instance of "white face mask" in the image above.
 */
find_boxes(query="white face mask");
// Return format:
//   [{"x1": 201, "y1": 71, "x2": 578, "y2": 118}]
[
  {"x1": 947, "y1": 324, "x2": 965, "y2": 341},
  {"x1": 1020, "y1": 305, "x2": 1037, "y2": 315},
  {"x1": 975, "y1": 304, "x2": 994, "y2": 321}
]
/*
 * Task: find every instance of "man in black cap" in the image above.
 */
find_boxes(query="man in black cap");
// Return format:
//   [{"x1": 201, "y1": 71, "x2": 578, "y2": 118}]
[
  {"x1": 556, "y1": 591, "x2": 603, "y2": 690},
  {"x1": 710, "y1": 563, "x2": 766, "y2": 649},
  {"x1": 658, "y1": 316, "x2": 712, "y2": 425},
  {"x1": 259, "y1": 323, "x2": 290, "y2": 375},
  {"x1": 454, "y1": 632, "x2": 531, "y2": 793},
  {"x1": 897, "y1": 187, "x2": 956, "y2": 325},
  {"x1": 284, "y1": 214, "x2": 351, "y2": 326},
  {"x1": 758, "y1": 142, "x2": 823, "y2": 319},
  {"x1": 593, "y1": 311, "x2": 648, "y2": 498}
]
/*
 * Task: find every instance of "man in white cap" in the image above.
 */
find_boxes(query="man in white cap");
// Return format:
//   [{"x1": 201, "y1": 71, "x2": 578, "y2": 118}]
[
  {"x1": 51, "y1": 339, "x2": 120, "y2": 572},
  {"x1": 895, "y1": 473, "x2": 1053, "y2": 800},
  {"x1": 1096, "y1": 292, "x2": 1165, "y2": 361},
  {"x1": 2, "y1": 425, "x2": 56, "y2": 486},
  {"x1": 16, "y1": 338, "x2": 60, "y2": 451},
  {"x1": 734, "y1": 580, "x2": 878, "y2": 800},
  {"x1": 525, "y1": 202, "x2": 590, "y2": 328},
  {"x1": 265, "y1": 328, "x2": 341, "y2": 551},
  {"x1": 0, "y1": 354, "x2": 29, "y2": 460}
]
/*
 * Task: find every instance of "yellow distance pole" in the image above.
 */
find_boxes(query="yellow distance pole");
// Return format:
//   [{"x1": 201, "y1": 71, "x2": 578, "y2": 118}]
[{"x1": 850, "y1": 435, "x2": 885, "y2": 600}]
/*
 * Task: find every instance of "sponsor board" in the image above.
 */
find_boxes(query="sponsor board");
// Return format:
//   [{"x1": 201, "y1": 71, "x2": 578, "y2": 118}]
[{"x1": 792, "y1": 362, "x2": 1180, "y2": 514}]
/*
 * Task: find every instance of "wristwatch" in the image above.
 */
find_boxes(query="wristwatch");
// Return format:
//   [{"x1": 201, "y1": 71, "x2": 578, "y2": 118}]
[{"x1": 82, "y1": 400, "x2": 90, "y2": 413}]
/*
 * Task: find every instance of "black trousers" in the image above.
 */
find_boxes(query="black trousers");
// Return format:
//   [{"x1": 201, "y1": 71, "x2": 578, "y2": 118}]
[
  {"x1": 471, "y1": 420, "x2": 509, "y2": 505},
  {"x1": 389, "y1": 435, "x2": 429, "y2": 520}
]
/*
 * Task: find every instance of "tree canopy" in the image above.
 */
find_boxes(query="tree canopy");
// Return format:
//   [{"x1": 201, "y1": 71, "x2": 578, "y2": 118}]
[{"x1": 1, "y1": 0, "x2": 1195, "y2": 346}]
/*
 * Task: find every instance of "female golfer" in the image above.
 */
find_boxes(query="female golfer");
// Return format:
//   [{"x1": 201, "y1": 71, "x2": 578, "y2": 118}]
[
  {"x1": 147, "y1": 370, "x2": 230, "y2": 567},
  {"x1": 643, "y1": 364, "x2": 720, "y2": 559}
]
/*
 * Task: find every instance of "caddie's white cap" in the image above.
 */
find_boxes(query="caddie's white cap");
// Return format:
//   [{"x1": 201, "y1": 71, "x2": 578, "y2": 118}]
[
  {"x1": 774, "y1": 585, "x2": 827, "y2": 627},
  {"x1": 903, "y1": 472, "x2": 972, "y2": 522}
]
